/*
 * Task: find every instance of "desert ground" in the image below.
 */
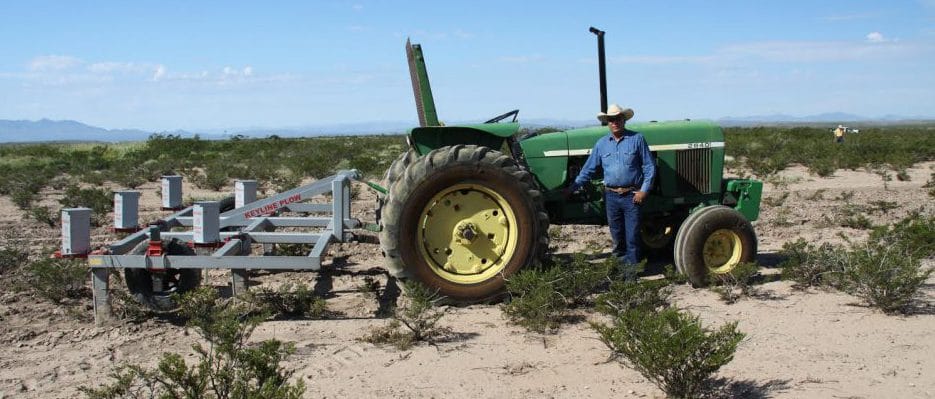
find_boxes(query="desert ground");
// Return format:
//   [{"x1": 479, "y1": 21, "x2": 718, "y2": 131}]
[{"x1": 0, "y1": 162, "x2": 933, "y2": 398}]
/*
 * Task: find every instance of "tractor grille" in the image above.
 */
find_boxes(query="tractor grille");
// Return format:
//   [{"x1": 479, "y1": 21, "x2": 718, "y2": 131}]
[{"x1": 676, "y1": 149, "x2": 712, "y2": 193}]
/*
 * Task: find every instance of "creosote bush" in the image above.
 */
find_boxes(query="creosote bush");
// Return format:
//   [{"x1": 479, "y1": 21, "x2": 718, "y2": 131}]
[
  {"x1": 0, "y1": 244, "x2": 29, "y2": 277},
  {"x1": 501, "y1": 266, "x2": 568, "y2": 334},
  {"x1": 843, "y1": 240, "x2": 932, "y2": 314},
  {"x1": 781, "y1": 214, "x2": 934, "y2": 314},
  {"x1": 28, "y1": 205, "x2": 58, "y2": 227},
  {"x1": 25, "y1": 257, "x2": 89, "y2": 303},
  {"x1": 503, "y1": 256, "x2": 649, "y2": 333},
  {"x1": 59, "y1": 184, "x2": 114, "y2": 225},
  {"x1": 592, "y1": 307, "x2": 745, "y2": 399},
  {"x1": 555, "y1": 253, "x2": 616, "y2": 307},
  {"x1": 710, "y1": 262, "x2": 761, "y2": 304},
  {"x1": 780, "y1": 239, "x2": 849, "y2": 289},
  {"x1": 594, "y1": 279, "x2": 671, "y2": 315},
  {"x1": 360, "y1": 281, "x2": 450, "y2": 350},
  {"x1": 244, "y1": 282, "x2": 328, "y2": 319},
  {"x1": 81, "y1": 287, "x2": 305, "y2": 399}
]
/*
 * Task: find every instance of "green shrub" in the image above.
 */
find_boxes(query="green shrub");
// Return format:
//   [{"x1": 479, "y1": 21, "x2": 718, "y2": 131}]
[
  {"x1": 868, "y1": 212, "x2": 935, "y2": 259},
  {"x1": 710, "y1": 262, "x2": 760, "y2": 304},
  {"x1": 501, "y1": 266, "x2": 567, "y2": 333},
  {"x1": 10, "y1": 186, "x2": 37, "y2": 209},
  {"x1": 836, "y1": 204, "x2": 873, "y2": 230},
  {"x1": 843, "y1": 241, "x2": 932, "y2": 314},
  {"x1": 81, "y1": 287, "x2": 305, "y2": 399},
  {"x1": 868, "y1": 200, "x2": 899, "y2": 215},
  {"x1": 360, "y1": 281, "x2": 449, "y2": 349},
  {"x1": 25, "y1": 257, "x2": 89, "y2": 303},
  {"x1": 779, "y1": 239, "x2": 848, "y2": 289},
  {"x1": 554, "y1": 254, "x2": 615, "y2": 307},
  {"x1": 109, "y1": 288, "x2": 154, "y2": 323},
  {"x1": 781, "y1": 217, "x2": 934, "y2": 314},
  {"x1": 29, "y1": 205, "x2": 58, "y2": 227},
  {"x1": 595, "y1": 279, "x2": 671, "y2": 315},
  {"x1": 663, "y1": 264, "x2": 689, "y2": 285},
  {"x1": 0, "y1": 247, "x2": 29, "y2": 276},
  {"x1": 245, "y1": 282, "x2": 328, "y2": 319},
  {"x1": 60, "y1": 184, "x2": 114, "y2": 225},
  {"x1": 592, "y1": 307, "x2": 745, "y2": 399},
  {"x1": 809, "y1": 158, "x2": 836, "y2": 177}
]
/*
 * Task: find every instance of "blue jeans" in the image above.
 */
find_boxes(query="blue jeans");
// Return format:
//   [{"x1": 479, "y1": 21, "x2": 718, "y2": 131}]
[{"x1": 605, "y1": 191, "x2": 642, "y2": 267}]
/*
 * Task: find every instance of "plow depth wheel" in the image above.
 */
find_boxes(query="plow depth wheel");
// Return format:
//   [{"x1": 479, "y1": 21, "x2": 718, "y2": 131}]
[
  {"x1": 380, "y1": 145, "x2": 548, "y2": 302},
  {"x1": 125, "y1": 239, "x2": 202, "y2": 311},
  {"x1": 674, "y1": 206, "x2": 757, "y2": 287}
]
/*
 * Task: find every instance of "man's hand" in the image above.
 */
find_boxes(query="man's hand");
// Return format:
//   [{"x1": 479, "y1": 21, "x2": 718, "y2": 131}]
[{"x1": 633, "y1": 191, "x2": 647, "y2": 204}]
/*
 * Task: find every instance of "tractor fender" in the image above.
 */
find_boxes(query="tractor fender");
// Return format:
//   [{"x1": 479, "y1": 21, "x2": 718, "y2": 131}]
[{"x1": 409, "y1": 123, "x2": 520, "y2": 155}]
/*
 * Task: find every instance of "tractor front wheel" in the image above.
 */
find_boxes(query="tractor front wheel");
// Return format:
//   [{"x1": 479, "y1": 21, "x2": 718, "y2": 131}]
[
  {"x1": 379, "y1": 145, "x2": 549, "y2": 303},
  {"x1": 673, "y1": 206, "x2": 757, "y2": 287}
]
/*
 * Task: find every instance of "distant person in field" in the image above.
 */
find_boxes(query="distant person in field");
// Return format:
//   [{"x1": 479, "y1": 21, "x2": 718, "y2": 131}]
[
  {"x1": 834, "y1": 125, "x2": 846, "y2": 143},
  {"x1": 566, "y1": 104, "x2": 656, "y2": 278}
]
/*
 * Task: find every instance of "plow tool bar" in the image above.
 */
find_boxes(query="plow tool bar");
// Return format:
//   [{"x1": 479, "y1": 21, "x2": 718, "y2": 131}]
[{"x1": 84, "y1": 170, "x2": 361, "y2": 324}]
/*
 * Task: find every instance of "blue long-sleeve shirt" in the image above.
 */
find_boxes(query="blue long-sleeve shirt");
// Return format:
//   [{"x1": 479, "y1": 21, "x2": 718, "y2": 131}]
[{"x1": 571, "y1": 129, "x2": 656, "y2": 193}]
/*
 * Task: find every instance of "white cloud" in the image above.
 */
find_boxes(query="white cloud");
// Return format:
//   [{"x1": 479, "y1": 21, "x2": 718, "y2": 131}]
[
  {"x1": 153, "y1": 65, "x2": 167, "y2": 81},
  {"x1": 29, "y1": 55, "x2": 82, "y2": 71},
  {"x1": 243, "y1": 66, "x2": 253, "y2": 77},
  {"x1": 866, "y1": 32, "x2": 886, "y2": 43},
  {"x1": 352, "y1": 4, "x2": 363, "y2": 11},
  {"x1": 88, "y1": 62, "x2": 151, "y2": 74}
]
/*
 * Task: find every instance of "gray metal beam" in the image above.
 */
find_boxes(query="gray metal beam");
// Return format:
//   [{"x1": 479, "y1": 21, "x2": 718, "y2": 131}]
[{"x1": 90, "y1": 255, "x2": 321, "y2": 270}]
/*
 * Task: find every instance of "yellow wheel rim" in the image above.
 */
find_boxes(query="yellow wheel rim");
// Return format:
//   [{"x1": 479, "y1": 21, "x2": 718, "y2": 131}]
[
  {"x1": 417, "y1": 183, "x2": 518, "y2": 284},
  {"x1": 703, "y1": 229, "x2": 743, "y2": 274}
]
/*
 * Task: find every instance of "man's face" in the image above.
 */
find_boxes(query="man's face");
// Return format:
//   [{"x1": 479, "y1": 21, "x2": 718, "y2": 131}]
[{"x1": 607, "y1": 115, "x2": 626, "y2": 135}]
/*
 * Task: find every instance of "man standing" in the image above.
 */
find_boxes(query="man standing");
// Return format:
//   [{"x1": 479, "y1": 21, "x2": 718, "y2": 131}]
[
  {"x1": 567, "y1": 104, "x2": 656, "y2": 271},
  {"x1": 834, "y1": 125, "x2": 846, "y2": 143}
]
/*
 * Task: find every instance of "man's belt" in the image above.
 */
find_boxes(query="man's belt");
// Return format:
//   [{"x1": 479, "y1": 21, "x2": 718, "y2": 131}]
[{"x1": 605, "y1": 186, "x2": 637, "y2": 194}]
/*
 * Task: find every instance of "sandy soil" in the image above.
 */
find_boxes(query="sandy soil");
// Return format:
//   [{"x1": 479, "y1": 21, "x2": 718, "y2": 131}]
[{"x1": 0, "y1": 162, "x2": 933, "y2": 398}]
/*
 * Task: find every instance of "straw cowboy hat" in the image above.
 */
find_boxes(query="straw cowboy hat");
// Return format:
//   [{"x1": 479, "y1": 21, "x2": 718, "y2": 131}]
[{"x1": 597, "y1": 104, "x2": 635, "y2": 123}]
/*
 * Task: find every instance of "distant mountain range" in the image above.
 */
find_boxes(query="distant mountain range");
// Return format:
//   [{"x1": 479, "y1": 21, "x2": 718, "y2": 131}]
[
  {"x1": 716, "y1": 112, "x2": 934, "y2": 126},
  {"x1": 0, "y1": 119, "x2": 192, "y2": 143},
  {"x1": 1, "y1": 114, "x2": 932, "y2": 143}
]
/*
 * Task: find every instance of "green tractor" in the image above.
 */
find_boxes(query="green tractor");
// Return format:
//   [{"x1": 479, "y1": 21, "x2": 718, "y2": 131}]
[{"x1": 378, "y1": 29, "x2": 763, "y2": 302}]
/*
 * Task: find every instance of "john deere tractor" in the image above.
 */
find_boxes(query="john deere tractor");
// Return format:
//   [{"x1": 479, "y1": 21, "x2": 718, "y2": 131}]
[{"x1": 378, "y1": 29, "x2": 762, "y2": 302}]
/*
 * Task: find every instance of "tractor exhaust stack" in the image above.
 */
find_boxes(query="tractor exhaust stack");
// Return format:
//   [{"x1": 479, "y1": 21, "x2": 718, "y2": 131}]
[{"x1": 589, "y1": 27, "x2": 608, "y2": 125}]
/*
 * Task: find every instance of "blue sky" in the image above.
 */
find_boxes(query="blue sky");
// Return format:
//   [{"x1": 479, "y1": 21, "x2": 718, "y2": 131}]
[{"x1": 1, "y1": 1, "x2": 933, "y2": 131}]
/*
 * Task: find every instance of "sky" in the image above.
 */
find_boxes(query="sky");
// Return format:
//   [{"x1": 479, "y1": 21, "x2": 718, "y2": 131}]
[{"x1": 0, "y1": 0, "x2": 933, "y2": 131}]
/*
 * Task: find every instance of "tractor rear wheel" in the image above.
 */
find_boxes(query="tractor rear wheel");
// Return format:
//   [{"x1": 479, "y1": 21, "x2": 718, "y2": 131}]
[
  {"x1": 379, "y1": 145, "x2": 549, "y2": 302},
  {"x1": 124, "y1": 239, "x2": 202, "y2": 311},
  {"x1": 674, "y1": 206, "x2": 757, "y2": 287},
  {"x1": 377, "y1": 149, "x2": 419, "y2": 227}
]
